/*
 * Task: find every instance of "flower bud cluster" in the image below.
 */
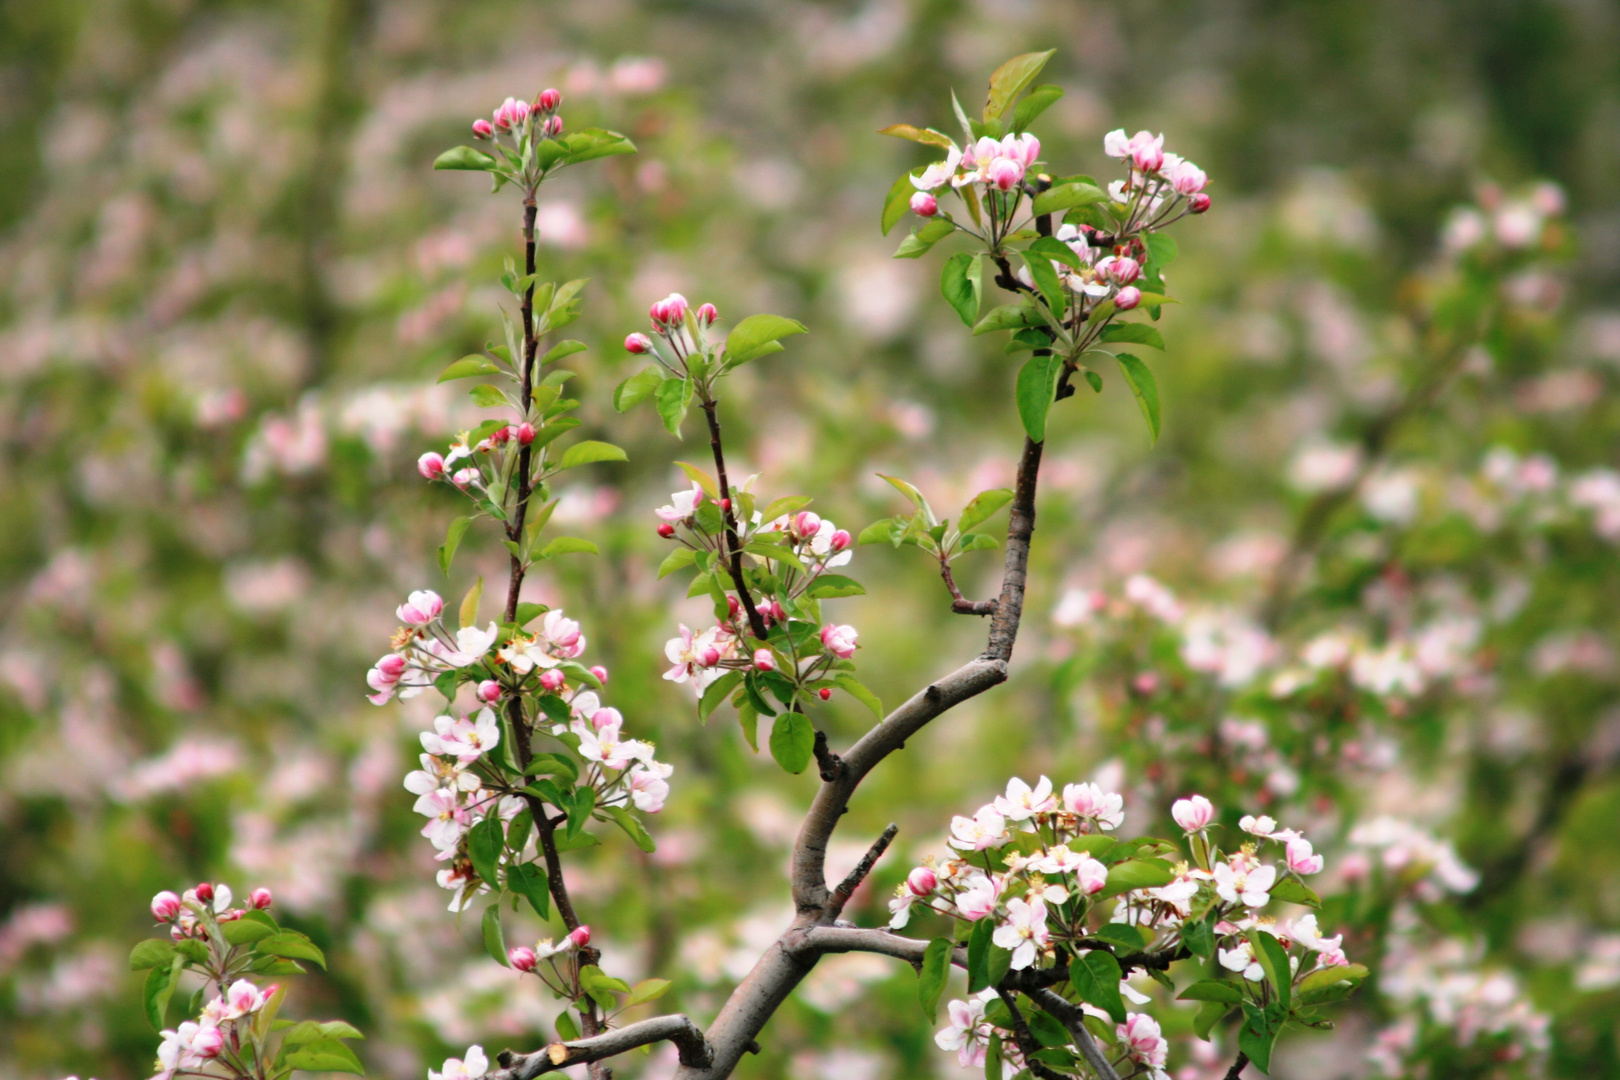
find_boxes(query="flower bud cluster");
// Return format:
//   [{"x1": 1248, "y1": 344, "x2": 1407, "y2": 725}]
[
  {"x1": 471, "y1": 89, "x2": 565, "y2": 143},
  {"x1": 365, "y1": 589, "x2": 499, "y2": 705}
]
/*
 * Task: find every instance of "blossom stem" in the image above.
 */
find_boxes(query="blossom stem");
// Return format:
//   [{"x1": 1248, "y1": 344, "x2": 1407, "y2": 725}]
[
  {"x1": 697, "y1": 393, "x2": 769, "y2": 640},
  {"x1": 504, "y1": 198, "x2": 540, "y2": 625}
]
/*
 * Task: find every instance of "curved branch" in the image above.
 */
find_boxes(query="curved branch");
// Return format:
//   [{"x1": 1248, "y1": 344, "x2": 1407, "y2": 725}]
[
  {"x1": 1027, "y1": 987, "x2": 1122, "y2": 1080},
  {"x1": 488, "y1": 1015, "x2": 712, "y2": 1079}
]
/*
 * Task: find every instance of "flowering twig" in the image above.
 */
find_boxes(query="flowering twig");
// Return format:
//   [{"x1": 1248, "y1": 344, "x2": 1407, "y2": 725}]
[{"x1": 697, "y1": 395, "x2": 769, "y2": 641}]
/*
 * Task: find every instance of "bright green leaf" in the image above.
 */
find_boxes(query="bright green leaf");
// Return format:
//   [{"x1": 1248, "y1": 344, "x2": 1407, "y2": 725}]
[
  {"x1": 1070, "y1": 950, "x2": 1126, "y2": 1024},
  {"x1": 769, "y1": 710, "x2": 814, "y2": 774},
  {"x1": 1114, "y1": 352, "x2": 1162, "y2": 446},
  {"x1": 919, "y1": 938, "x2": 953, "y2": 1021},
  {"x1": 556, "y1": 440, "x2": 628, "y2": 470},
  {"x1": 984, "y1": 50, "x2": 1056, "y2": 122},
  {"x1": 726, "y1": 314, "x2": 808, "y2": 366},
  {"x1": 434, "y1": 145, "x2": 497, "y2": 171},
  {"x1": 941, "y1": 252, "x2": 982, "y2": 327},
  {"x1": 482, "y1": 904, "x2": 508, "y2": 967},
  {"x1": 1015, "y1": 352, "x2": 1063, "y2": 443}
]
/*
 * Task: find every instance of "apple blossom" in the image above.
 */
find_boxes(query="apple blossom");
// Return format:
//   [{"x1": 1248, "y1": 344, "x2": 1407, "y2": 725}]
[
  {"x1": 1213, "y1": 857, "x2": 1276, "y2": 908},
  {"x1": 992, "y1": 896, "x2": 1049, "y2": 969},
  {"x1": 911, "y1": 147, "x2": 963, "y2": 191},
  {"x1": 629, "y1": 761, "x2": 673, "y2": 813},
  {"x1": 1220, "y1": 940, "x2": 1265, "y2": 982},
  {"x1": 1287, "y1": 836, "x2": 1325, "y2": 875},
  {"x1": 994, "y1": 775, "x2": 1057, "y2": 820},
  {"x1": 910, "y1": 191, "x2": 937, "y2": 217},
  {"x1": 1114, "y1": 285, "x2": 1142, "y2": 311},
  {"x1": 649, "y1": 292, "x2": 689, "y2": 327},
  {"x1": 1061, "y1": 781, "x2": 1125, "y2": 830},
  {"x1": 1118, "y1": 1013, "x2": 1170, "y2": 1069},
  {"x1": 935, "y1": 997, "x2": 989, "y2": 1069},
  {"x1": 539, "y1": 668, "x2": 566, "y2": 692},
  {"x1": 150, "y1": 891, "x2": 181, "y2": 921},
  {"x1": 950, "y1": 805, "x2": 1008, "y2": 851},
  {"x1": 430, "y1": 1045, "x2": 489, "y2": 1080},
  {"x1": 655, "y1": 482, "x2": 705, "y2": 523},
  {"x1": 1172, "y1": 794, "x2": 1215, "y2": 832},
  {"x1": 418, "y1": 451, "x2": 446, "y2": 479},
  {"x1": 907, "y1": 866, "x2": 938, "y2": 896},
  {"x1": 820, "y1": 623, "x2": 858, "y2": 658},
  {"x1": 509, "y1": 946, "x2": 537, "y2": 972}
]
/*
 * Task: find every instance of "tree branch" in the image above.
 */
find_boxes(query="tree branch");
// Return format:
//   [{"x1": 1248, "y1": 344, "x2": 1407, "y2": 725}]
[
  {"x1": 1223, "y1": 1050, "x2": 1250, "y2": 1080},
  {"x1": 488, "y1": 1015, "x2": 712, "y2": 1079},
  {"x1": 941, "y1": 559, "x2": 997, "y2": 615},
  {"x1": 1026, "y1": 987, "x2": 1123, "y2": 1080},
  {"x1": 996, "y1": 989, "x2": 1071, "y2": 1080},
  {"x1": 826, "y1": 824, "x2": 898, "y2": 920},
  {"x1": 699, "y1": 395, "x2": 768, "y2": 640}
]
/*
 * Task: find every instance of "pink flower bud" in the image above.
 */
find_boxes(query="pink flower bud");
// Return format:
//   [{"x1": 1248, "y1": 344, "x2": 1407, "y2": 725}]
[
  {"x1": 477, "y1": 680, "x2": 502, "y2": 703},
  {"x1": 1114, "y1": 286, "x2": 1142, "y2": 311},
  {"x1": 625, "y1": 332, "x2": 653, "y2": 354},
  {"x1": 539, "y1": 669, "x2": 566, "y2": 693},
  {"x1": 492, "y1": 425, "x2": 512, "y2": 445},
  {"x1": 568, "y1": 925, "x2": 591, "y2": 948},
  {"x1": 516, "y1": 422, "x2": 535, "y2": 445},
  {"x1": 546, "y1": 115, "x2": 564, "y2": 136},
  {"x1": 590, "y1": 665, "x2": 609, "y2": 685},
  {"x1": 1132, "y1": 140, "x2": 1164, "y2": 173},
  {"x1": 195, "y1": 882, "x2": 214, "y2": 903},
  {"x1": 1132, "y1": 672, "x2": 1159, "y2": 695},
  {"x1": 509, "y1": 945, "x2": 538, "y2": 972},
  {"x1": 1189, "y1": 193, "x2": 1211, "y2": 214},
  {"x1": 699, "y1": 646, "x2": 721, "y2": 668},
  {"x1": 829, "y1": 529, "x2": 852, "y2": 552},
  {"x1": 192, "y1": 1026, "x2": 226, "y2": 1058},
  {"x1": 537, "y1": 88, "x2": 562, "y2": 112},
  {"x1": 792, "y1": 511, "x2": 822, "y2": 539},
  {"x1": 657, "y1": 522, "x2": 676, "y2": 539},
  {"x1": 376, "y1": 653, "x2": 407, "y2": 678},
  {"x1": 418, "y1": 452, "x2": 446, "y2": 480},
  {"x1": 820, "y1": 623, "x2": 859, "y2": 659},
  {"x1": 720, "y1": 497, "x2": 731, "y2": 511},
  {"x1": 1109, "y1": 256, "x2": 1141, "y2": 285},
  {"x1": 151, "y1": 891, "x2": 182, "y2": 921},
  {"x1": 753, "y1": 648, "x2": 775, "y2": 672},
  {"x1": 986, "y1": 157, "x2": 1025, "y2": 191},
  {"x1": 472, "y1": 119, "x2": 494, "y2": 140},
  {"x1": 248, "y1": 887, "x2": 273, "y2": 910},
  {"x1": 726, "y1": 594, "x2": 740, "y2": 618},
  {"x1": 819, "y1": 687, "x2": 833, "y2": 701},
  {"x1": 649, "y1": 293, "x2": 689, "y2": 327},
  {"x1": 397, "y1": 590, "x2": 445, "y2": 627},
  {"x1": 906, "y1": 867, "x2": 937, "y2": 895},
  {"x1": 910, "y1": 191, "x2": 938, "y2": 217},
  {"x1": 1171, "y1": 795, "x2": 1214, "y2": 833},
  {"x1": 697, "y1": 303, "x2": 718, "y2": 325}
]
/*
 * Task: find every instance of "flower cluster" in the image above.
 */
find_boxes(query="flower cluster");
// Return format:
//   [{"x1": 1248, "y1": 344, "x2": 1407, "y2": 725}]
[
  {"x1": 470, "y1": 88, "x2": 565, "y2": 144},
  {"x1": 1442, "y1": 180, "x2": 1565, "y2": 256},
  {"x1": 365, "y1": 589, "x2": 499, "y2": 705}
]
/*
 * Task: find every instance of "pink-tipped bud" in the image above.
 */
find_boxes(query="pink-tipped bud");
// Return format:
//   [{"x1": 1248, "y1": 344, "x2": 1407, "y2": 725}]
[
  {"x1": 986, "y1": 158, "x2": 1025, "y2": 191},
  {"x1": 568, "y1": 925, "x2": 592, "y2": 949},
  {"x1": 537, "y1": 88, "x2": 562, "y2": 112},
  {"x1": 625, "y1": 332, "x2": 653, "y2": 354},
  {"x1": 720, "y1": 498, "x2": 731, "y2": 511},
  {"x1": 509, "y1": 945, "x2": 538, "y2": 972},
  {"x1": 726, "y1": 594, "x2": 741, "y2": 618},
  {"x1": 649, "y1": 293, "x2": 689, "y2": 327},
  {"x1": 829, "y1": 529, "x2": 852, "y2": 552},
  {"x1": 492, "y1": 425, "x2": 512, "y2": 445},
  {"x1": 151, "y1": 891, "x2": 182, "y2": 921},
  {"x1": 1171, "y1": 795, "x2": 1214, "y2": 833},
  {"x1": 546, "y1": 115, "x2": 564, "y2": 136},
  {"x1": 1132, "y1": 142, "x2": 1164, "y2": 174},
  {"x1": 1109, "y1": 256, "x2": 1141, "y2": 285},
  {"x1": 472, "y1": 119, "x2": 494, "y2": 140},
  {"x1": 1189, "y1": 193, "x2": 1211, "y2": 214},
  {"x1": 656, "y1": 522, "x2": 676, "y2": 539},
  {"x1": 539, "y1": 669, "x2": 567, "y2": 693},
  {"x1": 477, "y1": 680, "x2": 502, "y2": 703},
  {"x1": 906, "y1": 867, "x2": 937, "y2": 896},
  {"x1": 818, "y1": 687, "x2": 833, "y2": 701},
  {"x1": 792, "y1": 511, "x2": 822, "y2": 539},
  {"x1": 753, "y1": 648, "x2": 775, "y2": 672},
  {"x1": 248, "y1": 887, "x2": 273, "y2": 910},
  {"x1": 590, "y1": 665, "x2": 609, "y2": 685},
  {"x1": 1114, "y1": 286, "x2": 1142, "y2": 311},
  {"x1": 699, "y1": 646, "x2": 721, "y2": 668},
  {"x1": 418, "y1": 452, "x2": 446, "y2": 480},
  {"x1": 376, "y1": 653, "x2": 407, "y2": 678},
  {"x1": 516, "y1": 422, "x2": 535, "y2": 445},
  {"x1": 697, "y1": 303, "x2": 718, "y2": 325},
  {"x1": 194, "y1": 883, "x2": 214, "y2": 903},
  {"x1": 910, "y1": 191, "x2": 938, "y2": 217},
  {"x1": 192, "y1": 1026, "x2": 226, "y2": 1058}
]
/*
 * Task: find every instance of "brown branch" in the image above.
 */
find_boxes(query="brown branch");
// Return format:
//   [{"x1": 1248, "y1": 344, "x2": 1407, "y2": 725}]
[
  {"x1": 941, "y1": 559, "x2": 997, "y2": 615},
  {"x1": 1224, "y1": 1050, "x2": 1250, "y2": 1080},
  {"x1": 811, "y1": 727, "x2": 844, "y2": 782},
  {"x1": 488, "y1": 1015, "x2": 712, "y2": 1079},
  {"x1": 826, "y1": 824, "x2": 898, "y2": 920},
  {"x1": 995, "y1": 990, "x2": 1071, "y2": 1080},
  {"x1": 1026, "y1": 987, "x2": 1123, "y2": 1080},
  {"x1": 698, "y1": 395, "x2": 768, "y2": 640},
  {"x1": 504, "y1": 200, "x2": 540, "y2": 625}
]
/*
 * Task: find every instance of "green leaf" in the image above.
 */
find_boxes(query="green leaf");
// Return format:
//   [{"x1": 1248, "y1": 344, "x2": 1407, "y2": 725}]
[
  {"x1": 1249, "y1": 932, "x2": 1292, "y2": 1009},
  {"x1": 1022, "y1": 253, "x2": 1067, "y2": 317},
  {"x1": 143, "y1": 956, "x2": 181, "y2": 1029},
  {"x1": 482, "y1": 904, "x2": 508, "y2": 967},
  {"x1": 614, "y1": 368, "x2": 665, "y2": 412},
  {"x1": 832, "y1": 675, "x2": 883, "y2": 718},
  {"x1": 468, "y1": 816, "x2": 503, "y2": 889},
  {"x1": 658, "y1": 548, "x2": 697, "y2": 579},
  {"x1": 474, "y1": 384, "x2": 510, "y2": 412},
  {"x1": 438, "y1": 355, "x2": 500, "y2": 382},
  {"x1": 1099, "y1": 858, "x2": 1177, "y2": 898},
  {"x1": 1011, "y1": 84, "x2": 1063, "y2": 132},
  {"x1": 655, "y1": 376, "x2": 692, "y2": 438},
  {"x1": 434, "y1": 145, "x2": 497, "y2": 171},
  {"x1": 972, "y1": 303, "x2": 1034, "y2": 336},
  {"x1": 1015, "y1": 352, "x2": 1063, "y2": 443},
  {"x1": 557, "y1": 127, "x2": 637, "y2": 165},
  {"x1": 877, "y1": 473, "x2": 935, "y2": 521},
  {"x1": 557, "y1": 440, "x2": 628, "y2": 470},
  {"x1": 1113, "y1": 353, "x2": 1162, "y2": 446},
  {"x1": 524, "y1": 752, "x2": 578, "y2": 781},
  {"x1": 565, "y1": 785, "x2": 597, "y2": 841},
  {"x1": 507, "y1": 861, "x2": 551, "y2": 920},
  {"x1": 1026, "y1": 235, "x2": 1085, "y2": 269},
  {"x1": 438, "y1": 516, "x2": 473, "y2": 577},
  {"x1": 1101, "y1": 323, "x2": 1166, "y2": 350},
  {"x1": 881, "y1": 170, "x2": 922, "y2": 237},
  {"x1": 1178, "y1": 979, "x2": 1244, "y2": 1004},
  {"x1": 605, "y1": 805, "x2": 657, "y2": 853},
  {"x1": 129, "y1": 939, "x2": 177, "y2": 971},
  {"x1": 877, "y1": 124, "x2": 957, "y2": 148},
  {"x1": 1089, "y1": 924, "x2": 1146, "y2": 951},
  {"x1": 940, "y1": 252, "x2": 982, "y2": 327},
  {"x1": 768, "y1": 710, "x2": 814, "y2": 774},
  {"x1": 1269, "y1": 878, "x2": 1321, "y2": 907},
  {"x1": 966, "y1": 917, "x2": 995, "y2": 992},
  {"x1": 807, "y1": 574, "x2": 866, "y2": 599},
  {"x1": 1070, "y1": 950, "x2": 1126, "y2": 1024},
  {"x1": 1183, "y1": 910, "x2": 1218, "y2": 960},
  {"x1": 541, "y1": 340, "x2": 587, "y2": 365},
  {"x1": 957, "y1": 533, "x2": 999, "y2": 552},
  {"x1": 700, "y1": 671, "x2": 744, "y2": 723},
  {"x1": 279, "y1": 1036, "x2": 366, "y2": 1075},
  {"x1": 726, "y1": 314, "x2": 808, "y2": 366},
  {"x1": 258, "y1": 931, "x2": 327, "y2": 969},
  {"x1": 984, "y1": 50, "x2": 1056, "y2": 122},
  {"x1": 958, "y1": 490, "x2": 1014, "y2": 534},
  {"x1": 221, "y1": 915, "x2": 277, "y2": 946},
  {"x1": 894, "y1": 218, "x2": 956, "y2": 258},
  {"x1": 624, "y1": 978, "x2": 673, "y2": 1008},
  {"x1": 1297, "y1": 962, "x2": 1368, "y2": 996},
  {"x1": 1194, "y1": 999, "x2": 1231, "y2": 1041},
  {"x1": 919, "y1": 938, "x2": 953, "y2": 1021},
  {"x1": 1031, "y1": 182, "x2": 1107, "y2": 218},
  {"x1": 538, "y1": 535, "x2": 598, "y2": 559},
  {"x1": 1026, "y1": 1010, "x2": 1069, "y2": 1048},
  {"x1": 1238, "y1": 1002, "x2": 1281, "y2": 1075}
]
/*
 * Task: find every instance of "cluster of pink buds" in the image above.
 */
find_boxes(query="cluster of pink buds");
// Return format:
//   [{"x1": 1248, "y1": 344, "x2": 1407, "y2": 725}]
[
  {"x1": 1103, "y1": 129, "x2": 1211, "y2": 217},
  {"x1": 366, "y1": 589, "x2": 499, "y2": 705},
  {"x1": 150, "y1": 882, "x2": 273, "y2": 941},
  {"x1": 628, "y1": 292, "x2": 722, "y2": 368},
  {"x1": 472, "y1": 89, "x2": 565, "y2": 141},
  {"x1": 508, "y1": 924, "x2": 593, "y2": 973}
]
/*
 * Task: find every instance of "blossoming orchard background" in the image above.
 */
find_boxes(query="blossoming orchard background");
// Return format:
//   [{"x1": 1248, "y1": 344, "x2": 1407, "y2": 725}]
[{"x1": 3, "y1": 1, "x2": 1620, "y2": 1078}]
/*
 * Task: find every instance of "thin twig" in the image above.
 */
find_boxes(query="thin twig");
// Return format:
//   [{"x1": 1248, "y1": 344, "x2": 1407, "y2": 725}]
[
  {"x1": 1223, "y1": 1050, "x2": 1250, "y2": 1080},
  {"x1": 1027, "y1": 987, "x2": 1123, "y2": 1080},
  {"x1": 488, "y1": 1015, "x2": 712, "y2": 1078},
  {"x1": 995, "y1": 990, "x2": 1070, "y2": 1080},
  {"x1": 941, "y1": 560, "x2": 997, "y2": 615},
  {"x1": 699, "y1": 395, "x2": 769, "y2": 640},
  {"x1": 827, "y1": 824, "x2": 898, "y2": 919}
]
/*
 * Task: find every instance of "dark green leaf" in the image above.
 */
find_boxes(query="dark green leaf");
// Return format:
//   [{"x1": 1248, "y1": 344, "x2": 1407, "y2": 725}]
[
  {"x1": 1026, "y1": 1010, "x2": 1069, "y2": 1048},
  {"x1": 434, "y1": 145, "x2": 497, "y2": 171},
  {"x1": 1015, "y1": 352, "x2": 1063, "y2": 443},
  {"x1": 279, "y1": 1036, "x2": 365, "y2": 1075},
  {"x1": 894, "y1": 219, "x2": 956, "y2": 258},
  {"x1": 1089, "y1": 924, "x2": 1146, "y2": 951},
  {"x1": 1183, "y1": 910, "x2": 1218, "y2": 960},
  {"x1": 1178, "y1": 979, "x2": 1244, "y2": 1004},
  {"x1": 221, "y1": 915, "x2": 276, "y2": 946},
  {"x1": 1031, "y1": 182, "x2": 1107, "y2": 218},
  {"x1": 613, "y1": 368, "x2": 665, "y2": 412},
  {"x1": 129, "y1": 939, "x2": 177, "y2": 971},
  {"x1": 482, "y1": 904, "x2": 508, "y2": 967},
  {"x1": 258, "y1": 931, "x2": 326, "y2": 969},
  {"x1": 1022, "y1": 252, "x2": 1066, "y2": 315},
  {"x1": 699, "y1": 671, "x2": 744, "y2": 723},
  {"x1": 1099, "y1": 858, "x2": 1176, "y2": 898},
  {"x1": 966, "y1": 917, "x2": 995, "y2": 992},
  {"x1": 507, "y1": 862, "x2": 551, "y2": 920},
  {"x1": 941, "y1": 252, "x2": 982, "y2": 327},
  {"x1": 1238, "y1": 1002, "x2": 1281, "y2": 1075},
  {"x1": 1113, "y1": 353, "x2": 1162, "y2": 446},
  {"x1": 143, "y1": 957, "x2": 180, "y2": 1030},
  {"x1": 468, "y1": 816, "x2": 503, "y2": 890},
  {"x1": 769, "y1": 710, "x2": 814, "y2": 774},
  {"x1": 881, "y1": 170, "x2": 921, "y2": 237},
  {"x1": 919, "y1": 938, "x2": 953, "y2": 1021},
  {"x1": 1026, "y1": 235, "x2": 1084, "y2": 269},
  {"x1": 807, "y1": 574, "x2": 866, "y2": 599},
  {"x1": 1071, "y1": 950, "x2": 1126, "y2": 1024},
  {"x1": 1250, "y1": 932, "x2": 1292, "y2": 1009}
]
